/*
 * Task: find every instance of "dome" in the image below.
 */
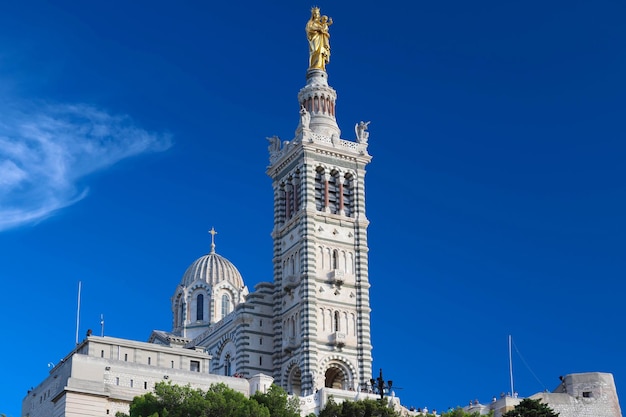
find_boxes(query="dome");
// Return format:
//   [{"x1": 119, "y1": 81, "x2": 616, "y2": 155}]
[{"x1": 180, "y1": 250, "x2": 244, "y2": 289}]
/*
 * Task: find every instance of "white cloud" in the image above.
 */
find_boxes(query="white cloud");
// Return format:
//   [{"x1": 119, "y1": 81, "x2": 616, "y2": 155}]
[{"x1": 0, "y1": 101, "x2": 172, "y2": 232}]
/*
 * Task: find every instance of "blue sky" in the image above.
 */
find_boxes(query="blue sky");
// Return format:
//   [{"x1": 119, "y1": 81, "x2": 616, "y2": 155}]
[{"x1": 1, "y1": 1, "x2": 625, "y2": 415}]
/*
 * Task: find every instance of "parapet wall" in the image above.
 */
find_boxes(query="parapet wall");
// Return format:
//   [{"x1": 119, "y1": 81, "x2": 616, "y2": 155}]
[{"x1": 532, "y1": 372, "x2": 622, "y2": 417}]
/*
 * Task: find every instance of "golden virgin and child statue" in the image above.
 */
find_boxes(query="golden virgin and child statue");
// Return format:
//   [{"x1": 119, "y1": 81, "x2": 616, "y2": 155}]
[{"x1": 306, "y1": 7, "x2": 333, "y2": 70}]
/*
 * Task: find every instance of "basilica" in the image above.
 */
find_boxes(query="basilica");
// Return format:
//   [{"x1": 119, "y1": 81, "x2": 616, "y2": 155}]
[
  {"x1": 22, "y1": 8, "x2": 380, "y2": 417},
  {"x1": 22, "y1": 8, "x2": 622, "y2": 417},
  {"x1": 146, "y1": 9, "x2": 374, "y2": 399},
  {"x1": 149, "y1": 64, "x2": 374, "y2": 399}
]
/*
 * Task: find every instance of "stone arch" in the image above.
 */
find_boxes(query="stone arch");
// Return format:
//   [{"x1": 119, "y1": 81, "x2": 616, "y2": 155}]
[
  {"x1": 196, "y1": 293, "x2": 204, "y2": 321},
  {"x1": 342, "y1": 172, "x2": 355, "y2": 217},
  {"x1": 214, "y1": 332, "x2": 237, "y2": 376},
  {"x1": 327, "y1": 169, "x2": 341, "y2": 214},
  {"x1": 188, "y1": 284, "x2": 210, "y2": 323},
  {"x1": 214, "y1": 283, "x2": 238, "y2": 320},
  {"x1": 314, "y1": 166, "x2": 326, "y2": 211},
  {"x1": 188, "y1": 281, "x2": 211, "y2": 292},
  {"x1": 285, "y1": 360, "x2": 303, "y2": 396},
  {"x1": 172, "y1": 290, "x2": 185, "y2": 329},
  {"x1": 318, "y1": 356, "x2": 357, "y2": 391}
]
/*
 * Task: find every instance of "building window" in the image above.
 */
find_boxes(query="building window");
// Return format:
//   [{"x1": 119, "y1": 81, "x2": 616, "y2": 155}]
[
  {"x1": 190, "y1": 360, "x2": 200, "y2": 372},
  {"x1": 130, "y1": 379, "x2": 134, "y2": 388},
  {"x1": 196, "y1": 294, "x2": 204, "y2": 321},
  {"x1": 260, "y1": 337, "x2": 263, "y2": 345},
  {"x1": 315, "y1": 167, "x2": 325, "y2": 211},
  {"x1": 294, "y1": 170, "x2": 301, "y2": 215},
  {"x1": 285, "y1": 182, "x2": 293, "y2": 219},
  {"x1": 283, "y1": 172, "x2": 301, "y2": 220},
  {"x1": 314, "y1": 168, "x2": 352, "y2": 216},
  {"x1": 259, "y1": 356, "x2": 263, "y2": 366},
  {"x1": 171, "y1": 360, "x2": 174, "y2": 368},
  {"x1": 342, "y1": 174, "x2": 354, "y2": 217},
  {"x1": 582, "y1": 391, "x2": 593, "y2": 398},
  {"x1": 101, "y1": 350, "x2": 105, "y2": 358},
  {"x1": 334, "y1": 311, "x2": 340, "y2": 332},
  {"x1": 221, "y1": 294, "x2": 231, "y2": 319},
  {"x1": 124, "y1": 353, "x2": 128, "y2": 361},
  {"x1": 144, "y1": 381, "x2": 148, "y2": 389},
  {"x1": 224, "y1": 354, "x2": 232, "y2": 376},
  {"x1": 148, "y1": 357, "x2": 151, "y2": 365},
  {"x1": 327, "y1": 171, "x2": 340, "y2": 214},
  {"x1": 115, "y1": 377, "x2": 119, "y2": 386}
]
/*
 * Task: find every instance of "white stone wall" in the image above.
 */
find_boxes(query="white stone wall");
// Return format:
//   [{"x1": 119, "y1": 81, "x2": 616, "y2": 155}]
[
  {"x1": 22, "y1": 335, "x2": 249, "y2": 417},
  {"x1": 533, "y1": 372, "x2": 622, "y2": 417},
  {"x1": 22, "y1": 355, "x2": 72, "y2": 417},
  {"x1": 467, "y1": 372, "x2": 622, "y2": 417}
]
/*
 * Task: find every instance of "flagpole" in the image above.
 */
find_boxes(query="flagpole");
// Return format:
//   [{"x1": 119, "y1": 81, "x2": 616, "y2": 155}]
[
  {"x1": 75, "y1": 281, "x2": 82, "y2": 345},
  {"x1": 509, "y1": 334, "x2": 514, "y2": 396}
]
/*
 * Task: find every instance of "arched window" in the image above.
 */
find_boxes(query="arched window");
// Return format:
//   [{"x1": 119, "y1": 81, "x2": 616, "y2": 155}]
[
  {"x1": 224, "y1": 354, "x2": 232, "y2": 376},
  {"x1": 342, "y1": 174, "x2": 354, "y2": 217},
  {"x1": 334, "y1": 311, "x2": 340, "y2": 332},
  {"x1": 285, "y1": 182, "x2": 293, "y2": 219},
  {"x1": 332, "y1": 249, "x2": 338, "y2": 270},
  {"x1": 196, "y1": 294, "x2": 204, "y2": 321},
  {"x1": 327, "y1": 171, "x2": 340, "y2": 214},
  {"x1": 293, "y1": 170, "x2": 301, "y2": 215},
  {"x1": 221, "y1": 294, "x2": 231, "y2": 319},
  {"x1": 314, "y1": 167, "x2": 325, "y2": 211},
  {"x1": 279, "y1": 183, "x2": 287, "y2": 224}
]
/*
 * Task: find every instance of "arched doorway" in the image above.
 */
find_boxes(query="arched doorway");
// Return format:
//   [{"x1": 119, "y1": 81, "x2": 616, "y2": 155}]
[
  {"x1": 287, "y1": 366, "x2": 302, "y2": 396},
  {"x1": 324, "y1": 366, "x2": 346, "y2": 389}
]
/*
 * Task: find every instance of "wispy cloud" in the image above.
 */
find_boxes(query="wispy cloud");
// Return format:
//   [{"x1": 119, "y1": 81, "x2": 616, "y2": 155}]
[{"x1": 0, "y1": 101, "x2": 172, "y2": 232}]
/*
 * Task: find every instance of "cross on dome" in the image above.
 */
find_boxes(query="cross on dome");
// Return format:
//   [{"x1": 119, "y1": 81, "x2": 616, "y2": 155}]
[{"x1": 208, "y1": 227, "x2": 217, "y2": 254}]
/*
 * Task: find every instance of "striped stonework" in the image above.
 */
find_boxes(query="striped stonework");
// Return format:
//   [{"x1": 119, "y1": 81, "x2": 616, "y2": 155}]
[{"x1": 266, "y1": 67, "x2": 373, "y2": 396}]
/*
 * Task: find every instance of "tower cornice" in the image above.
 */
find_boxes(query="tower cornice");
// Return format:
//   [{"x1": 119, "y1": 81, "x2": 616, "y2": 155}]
[{"x1": 266, "y1": 133, "x2": 371, "y2": 179}]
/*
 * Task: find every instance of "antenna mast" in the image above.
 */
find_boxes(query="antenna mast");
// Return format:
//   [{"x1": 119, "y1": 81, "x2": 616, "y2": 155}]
[
  {"x1": 509, "y1": 334, "x2": 515, "y2": 396},
  {"x1": 75, "y1": 281, "x2": 82, "y2": 345}
]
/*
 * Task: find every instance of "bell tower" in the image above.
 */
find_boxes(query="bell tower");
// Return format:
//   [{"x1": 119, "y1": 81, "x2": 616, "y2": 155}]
[{"x1": 266, "y1": 7, "x2": 373, "y2": 396}]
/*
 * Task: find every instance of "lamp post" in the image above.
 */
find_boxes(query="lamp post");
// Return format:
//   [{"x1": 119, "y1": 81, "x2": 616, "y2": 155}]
[{"x1": 370, "y1": 368, "x2": 393, "y2": 401}]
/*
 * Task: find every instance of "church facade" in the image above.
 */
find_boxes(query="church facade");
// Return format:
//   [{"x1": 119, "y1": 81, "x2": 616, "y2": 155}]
[
  {"x1": 23, "y1": 10, "x2": 383, "y2": 416},
  {"x1": 150, "y1": 67, "x2": 374, "y2": 398}
]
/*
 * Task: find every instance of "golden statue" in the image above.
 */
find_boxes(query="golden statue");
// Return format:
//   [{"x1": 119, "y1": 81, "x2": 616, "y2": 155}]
[{"x1": 306, "y1": 7, "x2": 333, "y2": 70}]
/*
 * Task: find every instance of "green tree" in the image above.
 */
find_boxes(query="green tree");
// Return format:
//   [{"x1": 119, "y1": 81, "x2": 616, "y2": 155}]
[
  {"x1": 204, "y1": 383, "x2": 269, "y2": 417},
  {"x1": 252, "y1": 384, "x2": 300, "y2": 417},
  {"x1": 318, "y1": 396, "x2": 342, "y2": 417},
  {"x1": 318, "y1": 396, "x2": 402, "y2": 417},
  {"x1": 502, "y1": 398, "x2": 559, "y2": 417},
  {"x1": 440, "y1": 407, "x2": 492, "y2": 417},
  {"x1": 117, "y1": 381, "x2": 269, "y2": 417}
]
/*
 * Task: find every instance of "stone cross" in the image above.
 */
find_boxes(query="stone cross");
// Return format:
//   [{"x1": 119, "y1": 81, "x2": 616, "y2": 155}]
[{"x1": 209, "y1": 227, "x2": 218, "y2": 254}]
